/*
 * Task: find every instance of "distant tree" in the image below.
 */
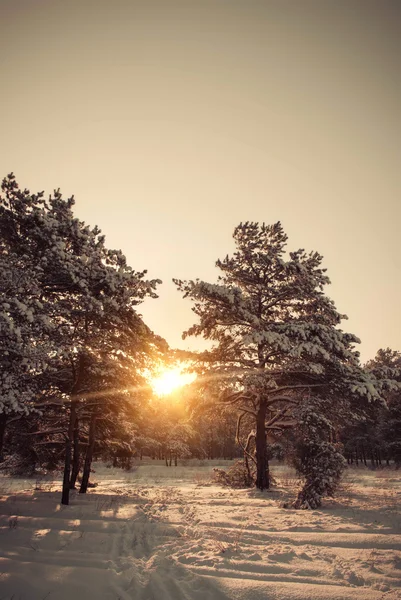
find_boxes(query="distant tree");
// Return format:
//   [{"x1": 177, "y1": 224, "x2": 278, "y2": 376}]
[
  {"x1": 183, "y1": 384, "x2": 241, "y2": 460},
  {"x1": 175, "y1": 222, "x2": 383, "y2": 507},
  {"x1": 339, "y1": 348, "x2": 401, "y2": 469},
  {"x1": 366, "y1": 349, "x2": 401, "y2": 467},
  {"x1": 145, "y1": 396, "x2": 193, "y2": 466}
]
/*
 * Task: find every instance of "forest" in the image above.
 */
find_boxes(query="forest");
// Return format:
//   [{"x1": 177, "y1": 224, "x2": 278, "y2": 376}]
[{"x1": 1, "y1": 173, "x2": 401, "y2": 512}]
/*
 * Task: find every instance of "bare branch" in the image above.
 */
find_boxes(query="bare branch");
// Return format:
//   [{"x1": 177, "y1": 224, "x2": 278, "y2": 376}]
[
  {"x1": 266, "y1": 396, "x2": 299, "y2": 407},
  {"x1": 24, "y1": 429, "x2": 66, "y2": 436},
  {"x1": 266, "y1": 406, "x2": 292, "y2": 429},
  {"x1": 270, "y1": 383, "x2": 324, "y2": 395},
  {"x1": 236, "y1": 413, "x2": 257, "y2": 465},
  {"x1": 237, "y1": 405, "x2": 257, "y2": 416}
]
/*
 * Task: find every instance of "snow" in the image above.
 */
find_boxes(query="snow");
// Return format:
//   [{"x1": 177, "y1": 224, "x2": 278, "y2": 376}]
[{"x1": 0, "y1": 461, "x2": 400, "y2": 600}]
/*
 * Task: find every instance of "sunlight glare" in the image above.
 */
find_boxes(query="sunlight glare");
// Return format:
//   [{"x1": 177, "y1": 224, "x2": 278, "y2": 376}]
[{"x1": 151, "y1": 367, "x2": 196, "y2": 396}]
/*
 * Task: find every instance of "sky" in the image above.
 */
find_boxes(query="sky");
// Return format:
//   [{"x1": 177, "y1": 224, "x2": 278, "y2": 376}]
[{"x1": 1, "y1": 0, "x2": 400, "y2": 363}]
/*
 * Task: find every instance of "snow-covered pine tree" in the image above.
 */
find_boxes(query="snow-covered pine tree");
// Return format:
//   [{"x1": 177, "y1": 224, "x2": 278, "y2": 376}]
[
  {"x1": 175, "y1": 222, "x2": 379, "y2": 506},
  {"x1": 340, "y1": 349, "x2": 401, "y2": 469},
  {"x1": 291, "y1": 396, "x2": 346, "y2": 508},
  {"x1": 366, "y1": 349, "x2": 401, "y2": 467},
  {"x1": 0, "y1": 174, "x2": 166, "y2": 503},
  {"x1": 0, "y1": 176, "x2": 57, "y2": 459}
]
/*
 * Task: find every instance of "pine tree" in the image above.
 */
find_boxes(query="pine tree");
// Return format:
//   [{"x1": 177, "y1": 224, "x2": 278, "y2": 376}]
[
  {"x1": 366, "y1": 349, "x2": 401, "y2": 467},
  {"x1": 0, "y1": 175, "x2": 57, "y2": 458},
  {"x1": 0, "y1": 174, "x2": 165, "y2": 503},
  {"x1": 175, "y1": 222, "x2": 380, "y2": 506}
]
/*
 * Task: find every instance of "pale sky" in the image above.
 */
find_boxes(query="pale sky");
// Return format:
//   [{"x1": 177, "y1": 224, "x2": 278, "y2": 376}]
[{"x1": 1, "y1": 0, "x2": 400, "y2": 363}]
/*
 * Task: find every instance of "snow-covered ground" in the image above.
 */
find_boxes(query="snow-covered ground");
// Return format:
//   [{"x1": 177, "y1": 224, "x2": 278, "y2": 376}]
[{"x1": 0, "y1": 460, "x2": 400, "y2": 600}]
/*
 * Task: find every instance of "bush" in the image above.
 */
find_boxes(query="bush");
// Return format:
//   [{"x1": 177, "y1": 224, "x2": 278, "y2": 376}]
[
  {"x1": 268, "y1": 443, "x2": 285, "y2": 462},
  {"x1": 292, "y1": 440, "x2": 346, "y2": 509},
  {"x1": 292, "y1": 405, "x2": 346, "y2": 509},
  {"x1": 212, "y1": 459, "x2": 254, "y2": 488}
]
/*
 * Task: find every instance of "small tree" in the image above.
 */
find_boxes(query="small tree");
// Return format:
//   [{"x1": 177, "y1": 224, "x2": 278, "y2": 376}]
[
  {"x1": 292, "y1": 398, "x2": 346, "y2": 508},
  {"x1": 175, "y1": 222, "x2": 381, "y2": 506}
]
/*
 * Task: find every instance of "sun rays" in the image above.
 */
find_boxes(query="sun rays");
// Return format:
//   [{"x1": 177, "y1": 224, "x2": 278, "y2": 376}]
[{"x1": 150, "y1": 366, "x2": 197, "y2": 396}]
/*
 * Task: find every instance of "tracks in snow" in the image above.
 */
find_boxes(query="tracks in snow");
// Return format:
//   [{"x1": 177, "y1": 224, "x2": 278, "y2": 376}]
[{"x1": 0, "y1": 484, "x2": 400, "y2": 599}]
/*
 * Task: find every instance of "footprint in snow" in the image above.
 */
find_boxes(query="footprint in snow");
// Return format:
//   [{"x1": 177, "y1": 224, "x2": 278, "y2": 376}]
[{"x1": 268, "y1": 550, "x2": 296, "y2": 562}]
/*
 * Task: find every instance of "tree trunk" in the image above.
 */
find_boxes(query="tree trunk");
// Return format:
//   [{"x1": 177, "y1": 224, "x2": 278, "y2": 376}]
[
  {"x1": 243, "y1": 429, "x2": 255, "y2": 485},
  {"x1": 255, "y1": 399, "x2": 269, "y2": 490},
  {"x1": 61, "y1": 355, "x2": 86, "y2": 505},
  {"x1": 361, "y1": 445, "x2": 367, "y2": 466},
  {"x1": 61, "y1": 401, "x2": 77, "y2": 505},
  {"x1": 79, "y1": 412, "x2": 97, "y2": 494},
  {"x1": 0, "y1": 413, "x2": 7, "y2": 462},
  {"x1": 70, "y1": 418, "x2": 80, "y2": 489},
  {"x1": 370, "y1": 449, "x2": 375, "y2": 468}
]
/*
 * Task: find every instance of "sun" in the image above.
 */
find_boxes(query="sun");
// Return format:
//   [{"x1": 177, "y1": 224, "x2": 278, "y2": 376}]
[{"x1": 150, "y1": 366, "x2": 196, "y2": 396}]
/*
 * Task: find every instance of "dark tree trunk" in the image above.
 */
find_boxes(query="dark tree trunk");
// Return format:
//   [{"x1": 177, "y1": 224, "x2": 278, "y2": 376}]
[
  {"x1": 61, "y1": 355, "x2": 86, "y2": 505},
  {"x1": 255, "y1": 399, "x2": 269, "y2": 490},
  {"x1": 361, "y1": 445, "x2": 367, "y2": 466},
  {"x1": 61, "y1": 401, "x2": 77, "y2": 505},
  {"x1": 70, "y1": 418, "x2": 80, "y2": 489},
  {"x1": 79, "y1": 412, "x2": 97, "y2": 494},
  {"x1": 0, "y1": 413, "x2": 7, "y2": 462},
  {"x1": 370, "y1": 449, "x2": 375, "y2": 468}
]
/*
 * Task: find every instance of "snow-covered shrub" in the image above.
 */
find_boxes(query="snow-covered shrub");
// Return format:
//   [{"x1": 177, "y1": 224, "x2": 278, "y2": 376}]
[
  {"x1": 292, "y1": 405, "x2": 346, "y2": 509},
  {"x1": 213, "y1": 459, "x2": 254, "y2": 488},
  {"x1": 213, "y1": 458, "x2": 277, "y2": 488}
]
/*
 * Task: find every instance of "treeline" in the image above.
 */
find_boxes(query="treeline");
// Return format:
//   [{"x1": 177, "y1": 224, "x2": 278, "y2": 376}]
[
  {"x1": 133, "y1": 397, "x2": 241, "y2": 465},
  {"x1": 341, "y1": 348, "x2": 401, "y2": 468}
]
